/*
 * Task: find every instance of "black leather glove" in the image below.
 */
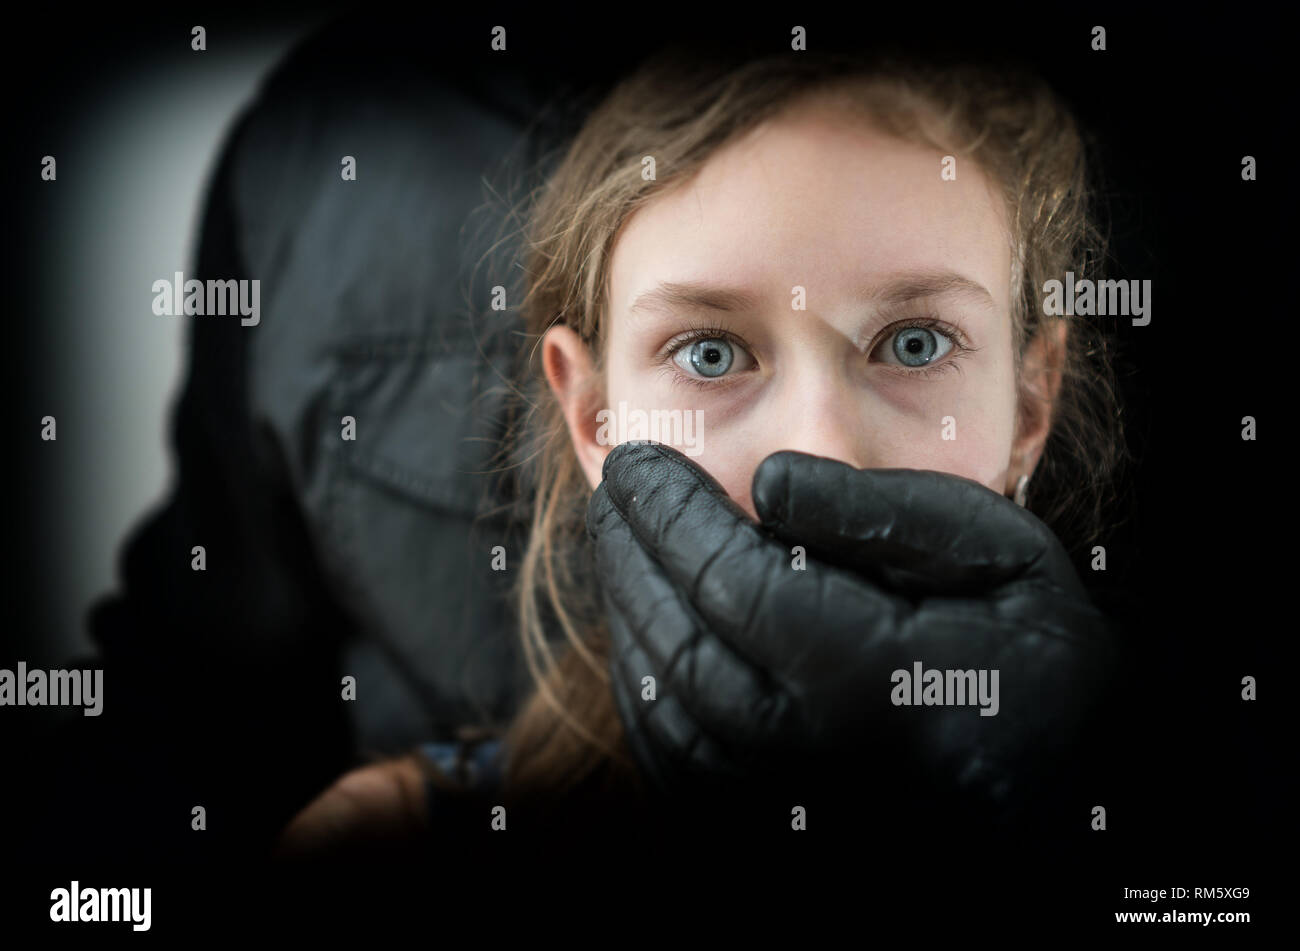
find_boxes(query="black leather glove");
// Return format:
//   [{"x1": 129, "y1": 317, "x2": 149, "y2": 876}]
[{"x1": 586, "y1": 442, "x2": 1120, "y2": 827}]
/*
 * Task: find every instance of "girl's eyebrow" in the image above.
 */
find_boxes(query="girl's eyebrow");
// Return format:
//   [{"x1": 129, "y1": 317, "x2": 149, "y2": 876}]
[
  {"x1": 628, "y1": 269, "x2": 994, "y2": 320},
  {"x1": 628, "y1": 281, "x2": 760, "y2": 319},
  {"x1": 867, "y1": 269, "x2": 996, "y2": 310}
]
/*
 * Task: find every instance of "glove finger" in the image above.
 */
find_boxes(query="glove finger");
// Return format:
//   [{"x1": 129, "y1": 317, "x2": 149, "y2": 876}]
[
  {"x1": 594, "y1": 442, "x2": 907, "y2": 684},
  {"x1": 590, "y1": 477, "x2": 798, "y2": 754},
  {"x1": 608, "y1": 631, "x2": 754, "y2": 793},
  {"x1": 608, "y1": 631, "x2": 705, "y2": 793},
  {"x1": 751, "y1": 451, "x2": 1078, "y2": 596}
]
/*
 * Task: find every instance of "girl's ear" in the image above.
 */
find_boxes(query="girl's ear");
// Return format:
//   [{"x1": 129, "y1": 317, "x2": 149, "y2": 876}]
[
  {"x1": 542, "y1": 324, "x2": 609, "y2": 491},
  {"x1": 1008, "y1": 319, "x2": 1068, "y2": 493}
]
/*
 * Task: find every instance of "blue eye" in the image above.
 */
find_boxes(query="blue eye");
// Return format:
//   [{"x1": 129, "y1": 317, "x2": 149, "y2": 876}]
[
  {"x1": 675, "y1": 337, "x2": 734, "y2": 377},
  {"x1": 889, "y1": 326, "x2": 953, "y2": 367}
]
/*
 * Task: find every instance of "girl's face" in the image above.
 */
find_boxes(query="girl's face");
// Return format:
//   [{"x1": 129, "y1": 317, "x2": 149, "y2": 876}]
[{"x1": 546, "y1": 97, "x2": 1063, "y2": 519}]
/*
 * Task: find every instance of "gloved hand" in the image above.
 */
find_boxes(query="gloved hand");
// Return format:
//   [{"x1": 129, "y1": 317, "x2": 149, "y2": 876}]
[{"x1": 586, "y1": 442, "x2": 1120, "y2": 826}]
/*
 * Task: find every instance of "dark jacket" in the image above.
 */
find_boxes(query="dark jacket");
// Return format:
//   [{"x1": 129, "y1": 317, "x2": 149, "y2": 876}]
[{"x1": 49, "y1": 11, "x2": 628, "y2": 862}]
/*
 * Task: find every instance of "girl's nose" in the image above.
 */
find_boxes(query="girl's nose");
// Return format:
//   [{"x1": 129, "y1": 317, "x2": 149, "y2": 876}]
[{"x1": 764, "y1": 369, "x2": 872, "y2": 470}]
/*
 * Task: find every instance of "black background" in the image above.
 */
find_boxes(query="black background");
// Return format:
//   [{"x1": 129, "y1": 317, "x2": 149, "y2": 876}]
[{"x1": 3, "y1": 2, "x2": 1289, "y2": 936}]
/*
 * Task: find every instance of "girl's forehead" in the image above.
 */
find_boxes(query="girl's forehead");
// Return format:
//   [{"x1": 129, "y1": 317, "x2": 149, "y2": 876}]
[{"x1": 609, "y1": 107, "x2": 1014, "y2": 322}]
